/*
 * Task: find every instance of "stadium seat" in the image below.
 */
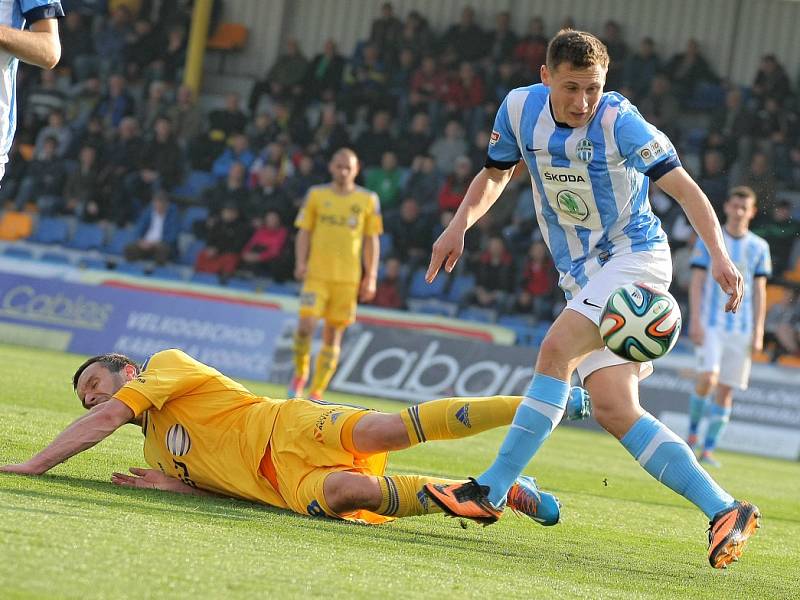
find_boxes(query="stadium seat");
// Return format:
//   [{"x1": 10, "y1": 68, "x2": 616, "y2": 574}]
[
  {"x1": 777, "y1": 355, "x2": 800, "y2": 369},
  {"x1": 446, "y1": 274, "x2": 476, "y2": 303},
  {"x1": 458, "y1": 306, "x2": 498, "y2": 323},
  {"x1": 752, "y1": 351, "x2": 771, "y2": 364},
  {"x1": 0, "y1": 211, "x2": 33, "y2": 240},
  {"x1": 180, "y1": 206, "x2": 209, "y2": 233},
  {"x1": 114, "y1": 261, "x2": 147, "y2": 276},
  {"x1": 80, "y1": 256, "x2": 109, "y2": 270},
  {"x1": 67, "y1": 222, "x2": 105, "y2": 251},
  {"x1": 151, "y1": 265, "x2": 186, "y2": 281},
  {"x1": 407, "y1": 298, "x2": 458, "y2": 317},
  {"x1": 408, "y1": 268, "x2": 447, "y2": 300},
  {"x1": 40, "y1": 250, "x2": 72, "y2": 265},
  {"x1": 227, "y1": 277, "x2": 258, "y2": 292},
  {"x1": 766, "y1": 284, "x2": 787, "y2": 309},
  {"x1": 2, "y1": 245, "x2": 33, "y2": 260},
  {"x1": 172, "y1": 170, "x2": 216, "y2": 200},
  {"x1": 206, "y1": 23, "x2": 249, "y2": 72},
  {"x1": 379, "y1": 233, "x2": 393, "y2": 256},
  {"x1": 104, "y1": 227, "x2": 137, "y2": 256},
  {"x1": 29, "y1": 217, "x2": 69, "y2": 245},
  {"x1": 179, "y1": 238, "x2": 205, "y2": 266},
  {"x1": 190, "y1": 271, "x2": 221, "y2": 286}
]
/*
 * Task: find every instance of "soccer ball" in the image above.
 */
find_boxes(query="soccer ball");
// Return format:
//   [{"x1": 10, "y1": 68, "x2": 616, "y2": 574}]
[{"x1": 599, "y1": 283, "x2": 682, "y2": 362}]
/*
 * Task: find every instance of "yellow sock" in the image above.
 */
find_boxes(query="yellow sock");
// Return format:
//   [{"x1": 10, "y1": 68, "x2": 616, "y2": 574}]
[
  {"x1": 292, "y1": 331, "x2": 311, "y2": 381},
  {"x1": 310, "y1": 343, "x2": 340, "y2": 396},
  {"x1": 376, "y1": 474, "x2": 463, "y2": 517},
  {"x1": 399, "y1": 396, "x2": 522, "y2": 445}
]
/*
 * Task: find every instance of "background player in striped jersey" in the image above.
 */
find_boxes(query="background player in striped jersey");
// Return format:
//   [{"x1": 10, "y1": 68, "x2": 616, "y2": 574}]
[
  {"x1": 424, "y1": 29, "x2": 757, "y2": 568},
  {"x1": 687, "y1": 186, "x2": 772, "y2": 466},
  {"x1": 289, "y1": 148, "x2": 382, "y2": 401},
  {"x1": 0, "y1": 0, "x2": 63, "y2": 181}
]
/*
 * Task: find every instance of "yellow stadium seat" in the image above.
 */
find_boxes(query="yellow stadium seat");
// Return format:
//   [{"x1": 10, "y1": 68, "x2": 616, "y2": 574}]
[
  {"x1": 765, "y1": 284, "x2": 786, "y2": 309},
  {"x1": 777, "y1": 355, "x2": 800, "y2": 368},
  {"x1": 0, "y1": 211, "x2": 33, "y2": 241},
  {"x1": 207, "y1": 23, "x2": 248, "y2": 51},
  {"x1": 752, "y1": 351, "x2": 771, "y2": 364}
]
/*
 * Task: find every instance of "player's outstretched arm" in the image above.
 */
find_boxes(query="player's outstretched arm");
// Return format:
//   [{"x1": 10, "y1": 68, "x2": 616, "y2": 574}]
[
  {"x1": 0, "y1": 18, "x2": 60, "y2": 70},
  {"x1": 655, "y1": 167, "x2": 743, "y2": 313},
  {"x1": 0, "y1": 399, "x2": 133, "y2": 476},
  {"x1": 426, "y1": 166, "x2": 514, "y2": 282},
  {"x1": 111, "y1": 467, "x2": 216, "y2": 497}
]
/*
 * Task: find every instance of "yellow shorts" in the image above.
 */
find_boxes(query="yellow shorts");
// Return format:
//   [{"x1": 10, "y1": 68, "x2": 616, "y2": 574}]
[
  {"x1": 299, "y1": 278, "x2": 359, "y2": 327},
  {"x1": 268, "y1": 398, "x2": 390, "y2": 524}
]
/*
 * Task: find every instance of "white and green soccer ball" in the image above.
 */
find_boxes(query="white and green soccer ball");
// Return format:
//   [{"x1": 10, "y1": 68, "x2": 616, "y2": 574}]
[{"x1": 599, "y1": 283, "x2": 682, "y2": 362}]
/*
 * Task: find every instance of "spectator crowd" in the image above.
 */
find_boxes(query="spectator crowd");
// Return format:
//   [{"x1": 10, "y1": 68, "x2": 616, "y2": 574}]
[{"x1": 1, "y1": 1, "x2": 799, "y2": 360}]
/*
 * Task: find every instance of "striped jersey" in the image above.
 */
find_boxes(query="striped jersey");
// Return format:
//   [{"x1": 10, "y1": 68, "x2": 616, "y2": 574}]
[
  {"x1": 691, "y1": 230, "x2": 772, "y2": 335},
  {"x1": 0, "y1": 0, "x2": 63, "y2": 163},
  {"x1": 488, "y1": 84, "x2": 679, "y2": 299}
]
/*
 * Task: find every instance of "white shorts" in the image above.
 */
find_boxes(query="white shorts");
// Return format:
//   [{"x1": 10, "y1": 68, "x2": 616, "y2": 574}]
[
  {"x1": 695, "y1": 328, "x2": 752, "y2": 390},
  {"x1": 565, "y1": 248, "x2": 673, "y2": 383}
]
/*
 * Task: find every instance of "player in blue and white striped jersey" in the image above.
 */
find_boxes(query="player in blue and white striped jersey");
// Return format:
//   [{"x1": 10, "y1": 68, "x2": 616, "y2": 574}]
[
  {"x1": 687, "y1": 186, "x2": 772, "y2": 466},
  {"x1": 0, "y1": 0, "x2": 63, "y2": 180},
  {"x1": 424, "y1": 29, "x2": 757, "y2": 569}
]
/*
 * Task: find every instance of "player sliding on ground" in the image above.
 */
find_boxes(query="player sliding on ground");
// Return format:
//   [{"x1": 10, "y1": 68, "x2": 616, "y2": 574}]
[
  {"x1": 0, "y1": 349, "x2": 560, "y2": 526},
  {"x1": 424, "y1": 29, "x2": 758, "y2": 568}
]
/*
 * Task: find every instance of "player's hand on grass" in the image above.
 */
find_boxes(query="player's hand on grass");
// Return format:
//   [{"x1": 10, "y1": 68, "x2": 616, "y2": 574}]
[
  {"x1": 111, "y1": 467, "x2": 178, "y2": 492},
  {"x1": 426, "y1": 221, "x2": 466, "y2": 283},
  {"x1": 0, "y1": 461, "x2": 46, "y2": 476},
  {"x1": 689, "y1": 320, "x2": 704, "y2": 346},
  {"x1": 711, "y1": 255, "x2": 743, "y2": 313},
  {"x1": 359, "y1": 276, "x2": 376, "y2": 302}
]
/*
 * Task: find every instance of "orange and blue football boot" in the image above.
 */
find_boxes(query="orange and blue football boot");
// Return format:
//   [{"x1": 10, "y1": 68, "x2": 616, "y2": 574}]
[{"x1": 707, "y1": 500, "x2": 761, "y2": 568}]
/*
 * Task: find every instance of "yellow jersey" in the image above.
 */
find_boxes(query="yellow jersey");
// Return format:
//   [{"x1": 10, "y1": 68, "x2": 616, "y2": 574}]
[
  {"x1": 114, "y1": 349, "x2": 287, "y2": 509},
  {"x1": 294, "y1": 184, "x2": 383, "y2": 284}
]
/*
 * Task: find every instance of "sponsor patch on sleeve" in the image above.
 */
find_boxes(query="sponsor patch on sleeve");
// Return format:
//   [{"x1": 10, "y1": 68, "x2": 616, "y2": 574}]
[
  {"x1": 489, "y1": 130, "x2": 501, "y2": 145},
  {"x1": 635, "y1": 135, "x2": 673, "y2": 166}
]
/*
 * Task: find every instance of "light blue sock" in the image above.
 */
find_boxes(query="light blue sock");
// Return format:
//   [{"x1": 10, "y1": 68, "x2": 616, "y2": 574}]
[
  {"x1": 621, "y1": 413, "x2": 735, "y2": 519},
  {"x1": 477, "y1": 373, "x2": 568, "y2": 506},
  {"x1": 703, "y1": 403, "x2": 732, "y2": 452},
  {"x1": 688, "y1": 392, "x2": 709, "y2": 436}
]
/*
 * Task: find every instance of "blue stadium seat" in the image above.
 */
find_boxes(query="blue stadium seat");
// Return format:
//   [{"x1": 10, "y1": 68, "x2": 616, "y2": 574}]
[
  {"x1": 80, "y1": 256, "x2": 109, "y2": 270},
  {"x1": 181, "y1": 206, "x2": 209, "y2": 233},
  {"x1": 29, "y1": 217, "x2": 69, "y2": 245},
  {"x1": 67, "y1": 222, "x2": 105, "y2": 251},
  {"x1": 379, "y1": 232, "x2": 393, "y2": 256},
  {"x1": 458, "y1": 306, "x2": 497, "y2": 323},
  {"x1": 2, "y1": 245, "x2": 33, "y2": 260},
  {"x1": 105, "y1": 227, "x2": 137, "y2": 256},
  {"x1": 151, "y1": 265, "x2": 185, "y2": 281},
  {"x1": 172, "y1": 170, "x2": 216, "y2": 199},
  {"x1": 114, "y1": 261, "x2": 147, "y2": 276},
  {"x1": 190, "y1": 271, "x2": 220, "y2": 285},
  {"x1": 408, "y1": 268, "x2": 447, "y2": 299},
  {"x1": 40, "y1": 250, "x2": 72, "y2": 265},
  {"x1": 179, "y1": 238, "x2": 205, "y2": 265},
  {"x1": 446, "y1": 274, "x2": 476, "y2": 303},
  {"x1": 227, "y1": 277, "x2": 258, "y2": 292}
]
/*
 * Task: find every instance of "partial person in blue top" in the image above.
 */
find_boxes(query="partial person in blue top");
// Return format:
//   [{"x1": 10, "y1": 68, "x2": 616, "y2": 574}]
[
  {"x1": 424, "y1": 29, "x2": 756, "y2": 570},
  {"x1": 687, "y1": 186, "x2": 772, "y2": 467},
  {"x1": 0, "y1": 0, "x2": 63, "y2": 180}
]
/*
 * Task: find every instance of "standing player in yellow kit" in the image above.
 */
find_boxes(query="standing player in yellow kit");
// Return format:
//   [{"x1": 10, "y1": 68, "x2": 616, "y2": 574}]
[{"x1": 289, "y1": 148, "x2": 382, "y2": 400}]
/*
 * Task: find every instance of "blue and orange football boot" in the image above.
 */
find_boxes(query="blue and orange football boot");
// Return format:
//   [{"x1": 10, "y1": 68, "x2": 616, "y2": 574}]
[
  {"x1": 707, "y1": 500, "x2": 761, "y2": 568},
  {"x1": 507, "y1": 476, "x2": 561, "y2": 526}
]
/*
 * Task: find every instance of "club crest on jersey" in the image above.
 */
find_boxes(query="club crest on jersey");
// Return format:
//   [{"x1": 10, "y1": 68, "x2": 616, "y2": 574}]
[
  {"x1": 576, "y1": 138, "x2": 593, "y2": 163},
  {"x1": 556, "y1": 190, "x2": 589, "y2": 221},
  {"x1": 489, "y1": 130, "x2": 500, "y2": 145},
  {"x1": 166, "y1": 423, "x2": 191, "y2": 457}
]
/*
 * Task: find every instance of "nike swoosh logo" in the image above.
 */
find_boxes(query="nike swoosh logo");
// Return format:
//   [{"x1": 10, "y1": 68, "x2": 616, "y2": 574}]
[
  {"x1": 525, "y1": 144, "x2": 543, "y2": 152},
  {"x1": 582, "y1": 298, "x2": 603, "y2": 309}
]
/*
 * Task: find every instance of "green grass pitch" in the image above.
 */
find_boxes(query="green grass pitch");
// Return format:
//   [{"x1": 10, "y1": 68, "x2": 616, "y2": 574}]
[{"x1": 1, "y1": 343, "x2": 798, "y2": 599}]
